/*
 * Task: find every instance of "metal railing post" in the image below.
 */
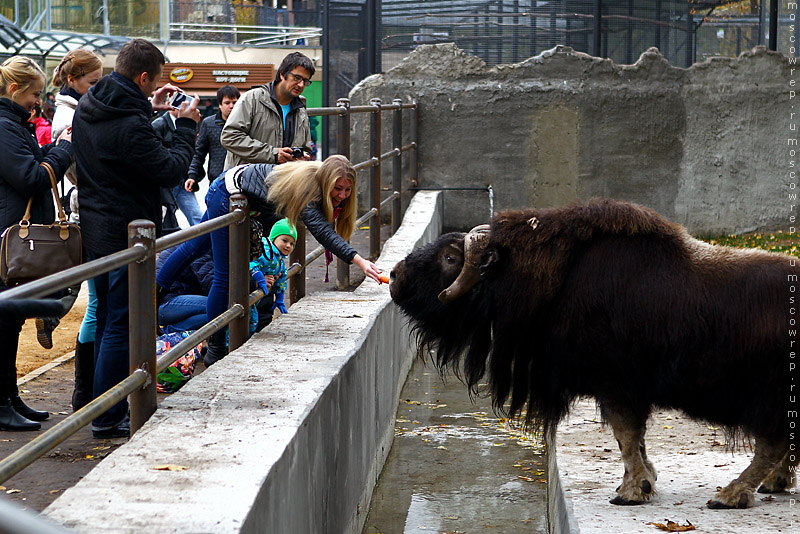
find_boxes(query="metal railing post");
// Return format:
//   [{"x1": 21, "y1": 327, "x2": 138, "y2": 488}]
[
  {"x1": 127, "y1": 219, "x2": 157, "y2": 435},
  {"x1": 369, "y1": 98, "x2": 382, "y2": 260},
  {"x1": 336, "y1": 98, "x2": 351, "y2": 290},
  {"x1": 410, "y1": 101, "x2": 419, "y2": 187},
  {"x1": 289, "y1": 224, "x2": 306, "y2": 303},
  {"x1": 228, "y1": 193, "x2": 250, "y2": 352},
  {"x1": 392, "y1": 98, "x2": 403, "y2": 234}
]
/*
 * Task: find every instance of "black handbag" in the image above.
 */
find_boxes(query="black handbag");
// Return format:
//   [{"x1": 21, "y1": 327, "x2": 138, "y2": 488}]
[{"x1": 0, "y1": 162, "x2": 83, "y2": 286}]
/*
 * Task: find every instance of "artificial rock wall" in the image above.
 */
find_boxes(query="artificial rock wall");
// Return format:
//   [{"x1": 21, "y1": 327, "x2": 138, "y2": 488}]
[{"x1": 350, "y1": 43, "x2": 791, "y2": 235}]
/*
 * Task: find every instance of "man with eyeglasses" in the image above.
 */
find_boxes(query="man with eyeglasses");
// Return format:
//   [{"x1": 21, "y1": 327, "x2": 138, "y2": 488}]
[{"x1": 221, "y1": 51, "x2": 313, "y2": 168}]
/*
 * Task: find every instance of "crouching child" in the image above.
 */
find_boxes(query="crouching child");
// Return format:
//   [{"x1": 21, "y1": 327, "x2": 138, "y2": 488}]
[{"x1": 249, "y1": 218, "x2": 296, "y2": 332}]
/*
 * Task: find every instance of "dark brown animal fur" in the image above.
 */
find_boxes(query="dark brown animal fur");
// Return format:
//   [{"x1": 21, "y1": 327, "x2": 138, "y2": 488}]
[{"x1": 390, "y1": 198, "x2": 799, "y2": 508}]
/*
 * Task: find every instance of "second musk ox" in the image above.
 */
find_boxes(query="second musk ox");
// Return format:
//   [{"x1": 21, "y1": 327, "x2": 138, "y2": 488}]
[{"x1": 390, "y1": 198, "x2": 798, "y2": 509}]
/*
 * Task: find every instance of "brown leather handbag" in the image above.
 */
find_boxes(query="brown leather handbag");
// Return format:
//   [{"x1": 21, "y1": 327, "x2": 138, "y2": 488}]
[{"x1": 0, "y1": 162, "x2": 83, "y2": 286}]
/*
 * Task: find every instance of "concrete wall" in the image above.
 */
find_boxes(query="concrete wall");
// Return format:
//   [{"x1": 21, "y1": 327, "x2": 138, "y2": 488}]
[
  {"x1": 43, "y1": 192, "x2": 443, "y2": 534},
  {"x1": 350, "y1": 44, "x2": 791, "y2": 235}
]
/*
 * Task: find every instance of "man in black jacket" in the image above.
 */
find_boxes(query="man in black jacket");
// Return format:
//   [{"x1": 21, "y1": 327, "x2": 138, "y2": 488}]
[
  {"x1": 151, "y1": 109, "x2": 201, "y2": 229},
  {"x1": 72, "y1": 38, "x2": 201, "y2": 438}
]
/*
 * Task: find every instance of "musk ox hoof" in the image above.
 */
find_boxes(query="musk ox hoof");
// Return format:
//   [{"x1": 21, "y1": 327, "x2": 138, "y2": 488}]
[
  {"x1": 611, "y1": 477, "x2": 655, "y2": 506},
  {"x1": 757, "y1": 481, "x2": 787, "y2": 494},
  {"x1": 707, "y1": 490, "x2": 753, "y2": 509},
  {"x1": 707, "y1": 498, "x2": 750, "y2": 510},
  {"x1": 610, "y1": 495, "x2": 647, "y2": 506},
  {"x1": 758, "y1": 473, "x2": 789, "y2": 494}
]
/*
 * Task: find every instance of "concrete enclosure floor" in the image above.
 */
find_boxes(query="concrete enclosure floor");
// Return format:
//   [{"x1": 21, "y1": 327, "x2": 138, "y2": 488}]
[{"x1": 554, "y1": 399, "x2": 796, "y2": 533}]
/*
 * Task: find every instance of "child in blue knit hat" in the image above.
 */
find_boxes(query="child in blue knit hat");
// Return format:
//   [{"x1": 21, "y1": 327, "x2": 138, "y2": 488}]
[{"x1": 250, "y1": 218, "x2": 296, "y2": 328}]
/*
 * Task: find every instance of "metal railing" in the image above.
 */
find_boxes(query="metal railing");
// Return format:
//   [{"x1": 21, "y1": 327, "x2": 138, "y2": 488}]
[
  {"x1": 297, "y1": 98, "x2": 419, "y2": 297},
  {"x1": 0, "y1": 98, "x2": 418, "y2": 493},
  {"x1": 168, "y1": 22, "x2": 322, "y2": 46}
]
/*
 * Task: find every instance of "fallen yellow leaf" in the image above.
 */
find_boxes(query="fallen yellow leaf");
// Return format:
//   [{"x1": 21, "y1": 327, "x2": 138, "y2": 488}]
[
  {"x1": 151, "y1": 464, "x2": 189, "y2": 471},
  {"x1": 646, "y1": 519, "x2": 696, "y2": 532}
]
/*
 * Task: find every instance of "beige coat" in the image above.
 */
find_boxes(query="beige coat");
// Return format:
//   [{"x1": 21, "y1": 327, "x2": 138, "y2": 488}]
[{"x1": 221, "y1": 82, "x2": 312, "y2": 169}]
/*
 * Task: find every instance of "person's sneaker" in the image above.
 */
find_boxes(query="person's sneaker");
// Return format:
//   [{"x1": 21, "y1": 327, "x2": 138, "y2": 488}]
[
  {"x1": 92, "y1": 415, "x2": 130, "y2": 439},
  {"x1": 35, "y1": 317, "x2": 60, "y2": 350}
]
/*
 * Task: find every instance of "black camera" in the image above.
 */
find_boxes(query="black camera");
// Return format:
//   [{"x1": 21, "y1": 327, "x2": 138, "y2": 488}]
[{"x1": 291, "y1": 147, "x2": 305, "y2": 159}]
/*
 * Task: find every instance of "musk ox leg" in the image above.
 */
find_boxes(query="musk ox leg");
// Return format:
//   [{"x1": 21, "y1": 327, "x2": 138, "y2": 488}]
[
  {"x1": 708, "y1": 437, "x2": 785, "y2": 509},
  {"x1": 602, "y1": 405, "x2": 656, "y2": 505},
  {"x1": 757, "y1": 450, "x2": 798, "y2": 494}
]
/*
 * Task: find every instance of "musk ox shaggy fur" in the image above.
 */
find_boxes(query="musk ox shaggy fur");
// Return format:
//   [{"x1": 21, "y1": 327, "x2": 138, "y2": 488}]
[{"x1": 389, "y1": 198, "x2": 799, "y2": 509}]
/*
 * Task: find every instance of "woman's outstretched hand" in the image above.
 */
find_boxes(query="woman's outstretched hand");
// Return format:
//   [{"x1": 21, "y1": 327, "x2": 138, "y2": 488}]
[{"x1": 352, "y1": 254, "x2": 382, "y2": 283}]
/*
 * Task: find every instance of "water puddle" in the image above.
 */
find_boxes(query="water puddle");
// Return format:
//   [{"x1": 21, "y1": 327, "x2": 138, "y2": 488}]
[{"x1": 362, "y1": 358, "x2": 548, "y2": 534}]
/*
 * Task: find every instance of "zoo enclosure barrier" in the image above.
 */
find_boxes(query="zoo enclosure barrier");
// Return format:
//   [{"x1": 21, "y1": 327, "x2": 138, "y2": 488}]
[{"x1": 0, "y1": 98, "x2": 418, "y2": 500}]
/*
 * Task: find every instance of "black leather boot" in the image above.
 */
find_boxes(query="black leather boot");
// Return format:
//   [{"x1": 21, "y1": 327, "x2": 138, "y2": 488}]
[
  {"x1": 0, "y1": 401, "x2": 40, "y2": 431},
  {"x1": 203, "y1": 331, "x2": 228, "y2": 367},
  {"x1": 11, "y1": 396, "x2": 48, "y2": 421},
  {"x1": 72, "y1": 338, "x2": 95, "y2": 412}
]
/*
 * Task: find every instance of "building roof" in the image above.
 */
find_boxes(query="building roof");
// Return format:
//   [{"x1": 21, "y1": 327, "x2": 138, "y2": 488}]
[{"x1": 0, "y1": 15, "x2": 128, "y2": 58}]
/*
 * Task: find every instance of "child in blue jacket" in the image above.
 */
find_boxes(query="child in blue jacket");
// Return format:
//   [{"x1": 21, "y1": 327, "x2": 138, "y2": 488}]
[{"x1": 249, "y1": 218, "x2": 296, "y2": 331}]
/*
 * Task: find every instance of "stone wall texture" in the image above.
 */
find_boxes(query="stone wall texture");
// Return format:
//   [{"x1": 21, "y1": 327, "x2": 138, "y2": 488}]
[{"x1": 350, "y1": 43, "x2": 792, "y2": 235}]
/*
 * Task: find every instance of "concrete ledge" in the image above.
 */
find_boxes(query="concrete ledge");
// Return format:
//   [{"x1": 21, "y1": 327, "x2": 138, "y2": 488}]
[
  {"x1": 43, "y1": 191, "x2": 443, "y2": 534},
  {"x1": 549, "y1": 399, "x2": 794, "y2": 534}
]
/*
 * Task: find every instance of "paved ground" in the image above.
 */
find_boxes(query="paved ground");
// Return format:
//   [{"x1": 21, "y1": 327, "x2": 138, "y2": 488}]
[{"x1": 556, "y1": 399, "x2": 797, "y2": 533}]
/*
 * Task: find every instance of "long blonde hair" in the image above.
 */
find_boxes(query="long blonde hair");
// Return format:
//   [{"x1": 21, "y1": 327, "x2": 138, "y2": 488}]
[
  {"x1": 52, "y1": 49, "x2": 102, "y2": 88},
  {"x1": 0, "y1": 56, "x2": 44, "y2": 99},
  {"x1": 267, "y1": 155, "x2": 357, "y2": 241}
]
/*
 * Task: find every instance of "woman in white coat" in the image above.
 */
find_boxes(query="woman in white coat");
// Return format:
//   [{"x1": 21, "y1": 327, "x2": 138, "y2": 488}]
[{"x1": 51, "y1": 50, "x2": 102, "y2": 141}]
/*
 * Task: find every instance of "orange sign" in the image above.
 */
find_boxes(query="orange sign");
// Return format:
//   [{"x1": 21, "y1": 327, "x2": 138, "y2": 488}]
[
  {"x1": 162, "y1": 63, "x2": 275, "y2": 96},
  {"x1": 170, "y1": 67, "x2": 194, "y2": 83}
]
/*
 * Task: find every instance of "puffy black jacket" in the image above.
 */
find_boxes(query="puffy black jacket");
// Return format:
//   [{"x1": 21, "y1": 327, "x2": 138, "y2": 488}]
[
  {"x1": 0, "y1": 98, "x2": 72, "y2": 231},
  {"x1": 72, "y1": 72, "x2": 196, "y2": 255},
  {"x1": 188, "y1": 112, "x2": 227, "y2": 183}
]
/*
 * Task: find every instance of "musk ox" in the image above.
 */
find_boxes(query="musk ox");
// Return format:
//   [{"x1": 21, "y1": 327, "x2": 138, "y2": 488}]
[{"x1": 390, "y1": 198, "x2": 798, "y2": 509}]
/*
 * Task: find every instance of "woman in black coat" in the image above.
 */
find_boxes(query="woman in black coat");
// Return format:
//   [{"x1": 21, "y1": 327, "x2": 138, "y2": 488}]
[{"x1": 0, "y1": 56, "x2": 73, "y2": 430}]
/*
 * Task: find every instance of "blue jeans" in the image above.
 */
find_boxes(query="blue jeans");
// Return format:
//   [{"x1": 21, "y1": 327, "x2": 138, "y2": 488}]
[
  {"x1": 157, "y1": 177, "x2": 231, "y2": 325},
  {"x1": 159, "y1": 294, "x2": 208, "y2": 333},
  {"x1": 173, "y1": 184, "x2": 204, "y2": 226},
  {"x1": 90, "y1": 258, "x2": 129, "y2": 428},
  {"x1": 78, "y1": 278, "x2": 97, "y2": 344}
]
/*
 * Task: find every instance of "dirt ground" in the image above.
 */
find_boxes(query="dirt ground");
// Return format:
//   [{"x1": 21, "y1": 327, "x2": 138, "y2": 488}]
[{"x1": 17, "y1": 300, "x2": 86, "y2": 378}]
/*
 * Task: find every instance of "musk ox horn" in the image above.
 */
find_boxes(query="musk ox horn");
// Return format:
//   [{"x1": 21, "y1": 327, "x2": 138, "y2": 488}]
[{"x1": 438, "y1": 224, "x2": 491, "y2": 303}]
